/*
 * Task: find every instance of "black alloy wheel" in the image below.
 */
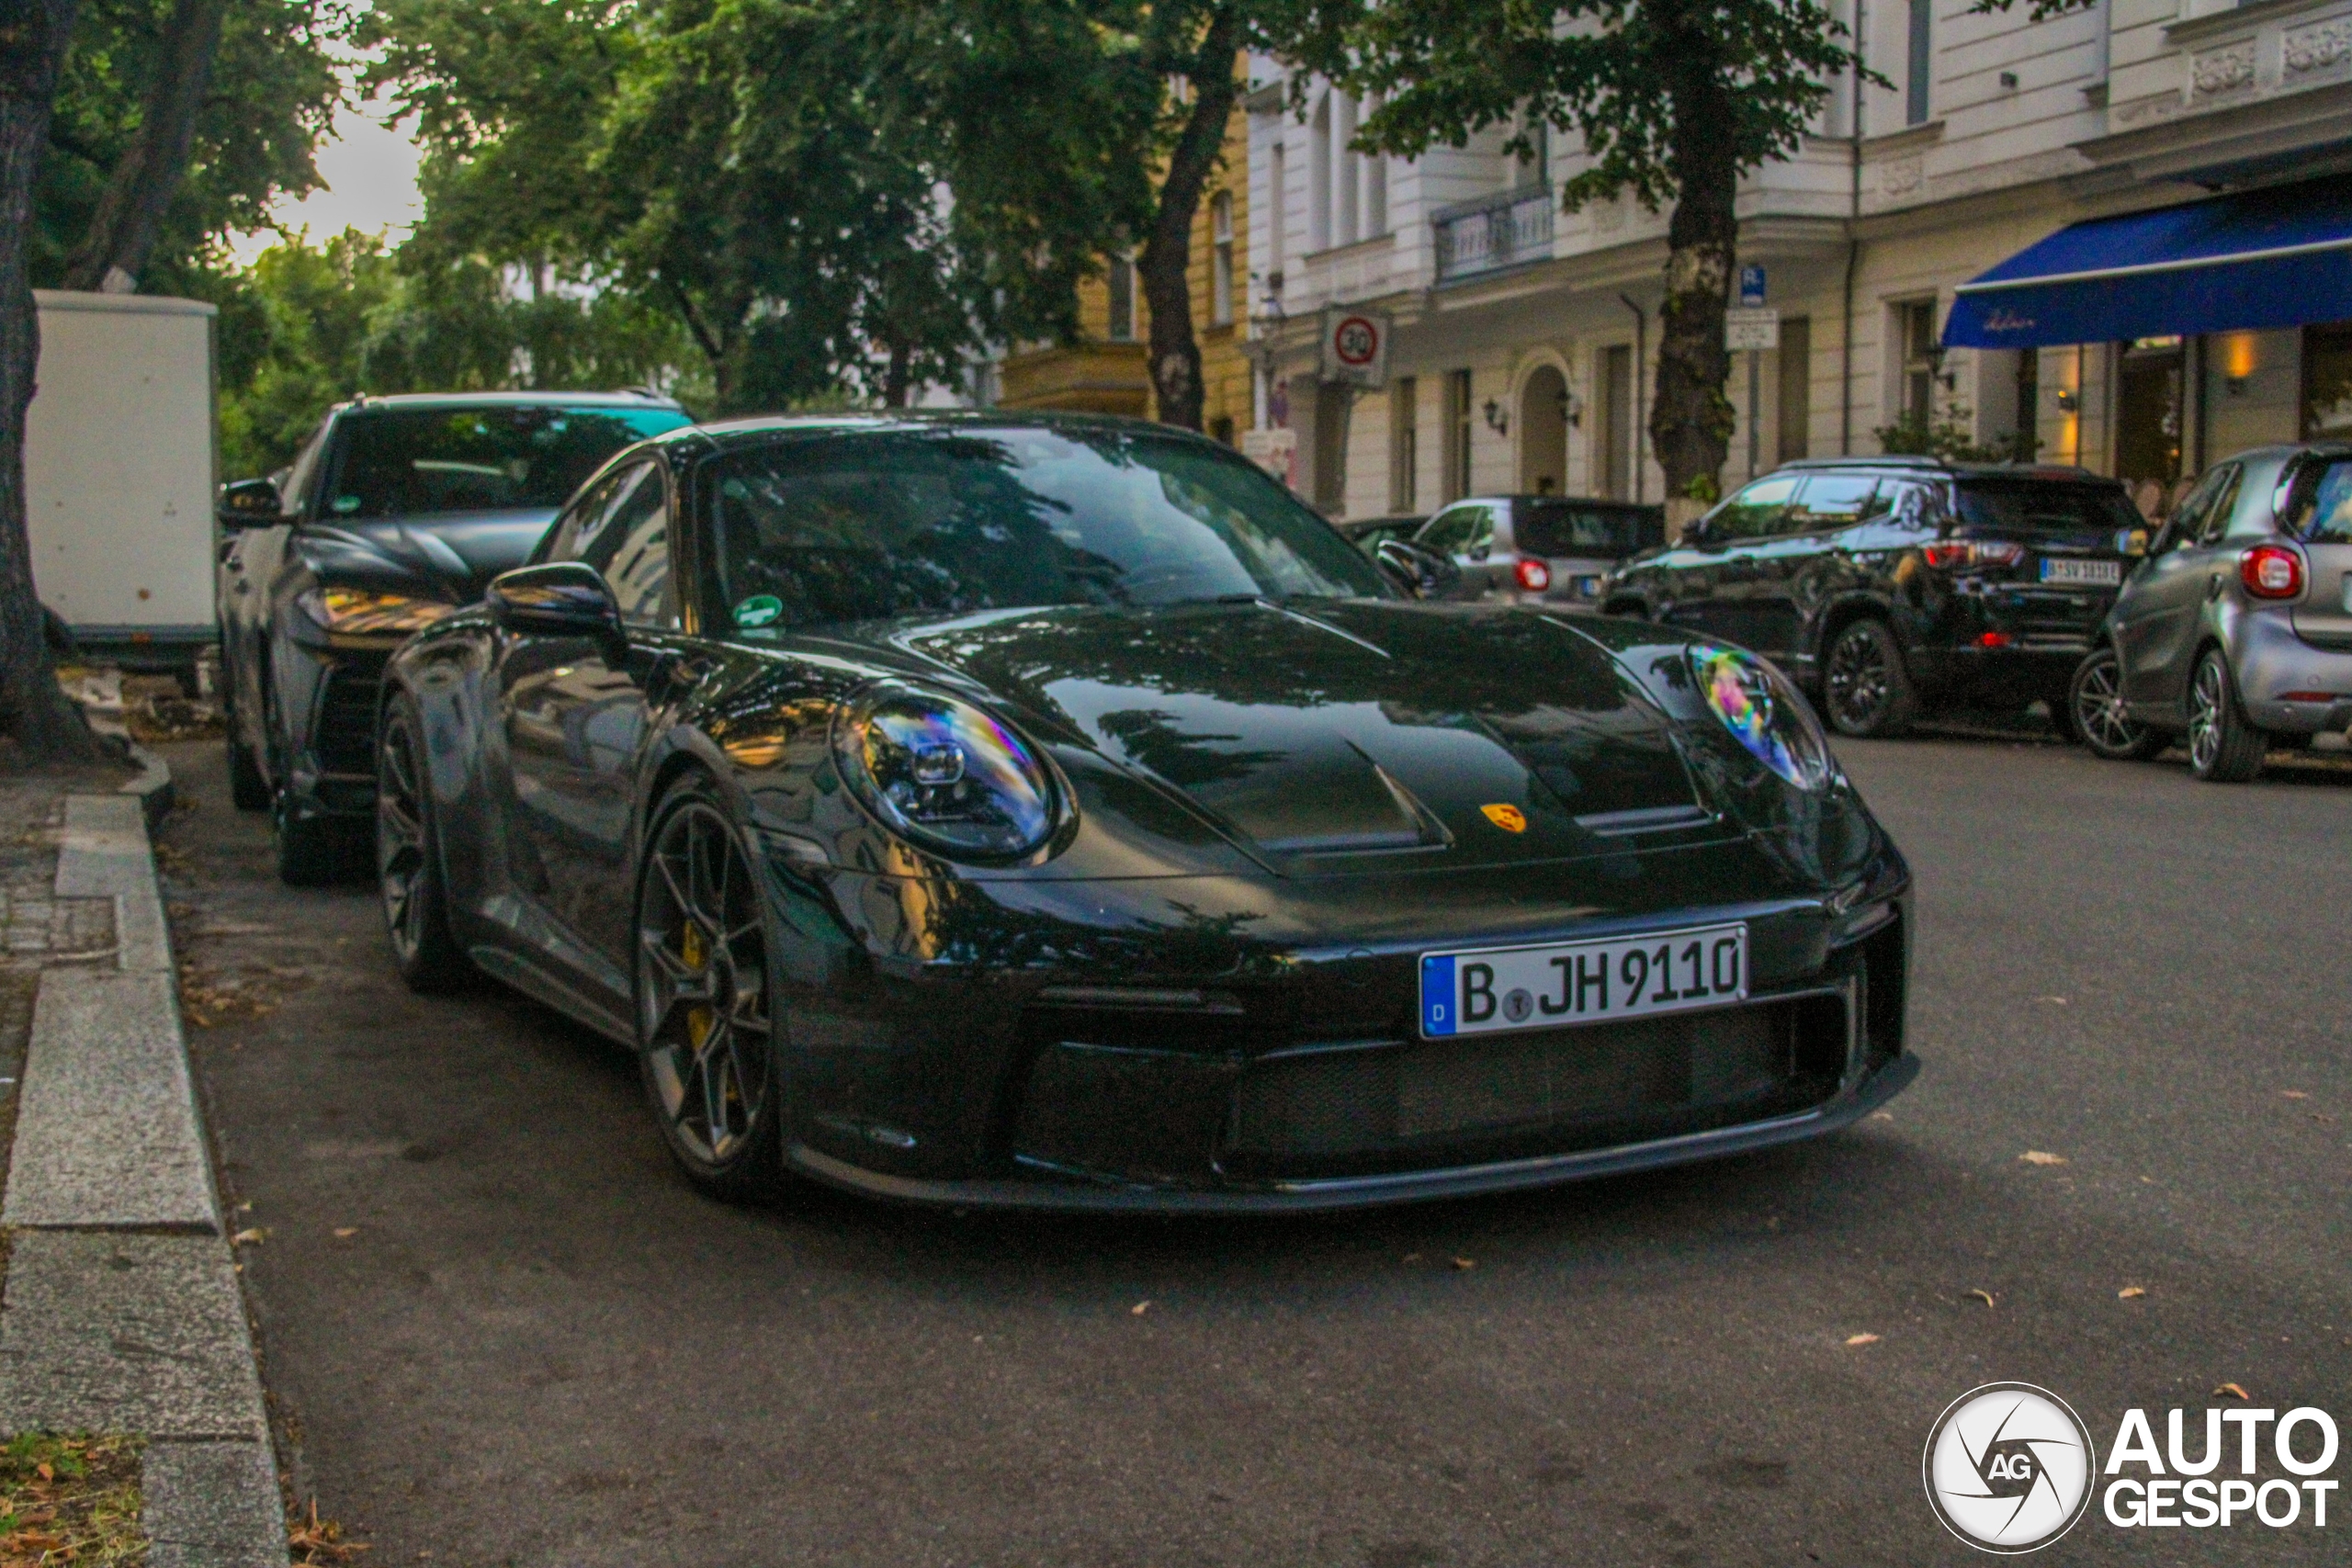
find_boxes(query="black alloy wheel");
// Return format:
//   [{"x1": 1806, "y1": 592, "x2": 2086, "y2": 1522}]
[
  {"x1": 266, "y1": 677, "x2": 345, "y2": 886},
  {"x1": 375, "y1": 692, "x2": 470, "y2": 991},
  {"x1": 1822, "y1": 618, "x2": 1918, "y2": 739},
  {"x1": 2186, "y1": 648, "x2": 2268, "y2": 783},
  {"x1": 2068, "y1": 646, "x2": 2166, "y2": 761},
  {"x1": 635, "y1": 779, "x2": 783, "y2": 1199}
]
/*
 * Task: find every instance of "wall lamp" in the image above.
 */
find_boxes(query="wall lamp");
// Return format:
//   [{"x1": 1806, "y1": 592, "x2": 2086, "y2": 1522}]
[
  {"x1": 1483, "y1": 398, "x2": 1509, "y2": 435},
  {"x1": 2054, "y1": 388, "x2": 2080, "y2": 412}
]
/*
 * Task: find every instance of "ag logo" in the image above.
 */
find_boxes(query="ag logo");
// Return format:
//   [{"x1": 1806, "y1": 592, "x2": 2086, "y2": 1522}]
[{"x1": 1924, "y1": 1382, "x2": 2096, "y2": 1553}]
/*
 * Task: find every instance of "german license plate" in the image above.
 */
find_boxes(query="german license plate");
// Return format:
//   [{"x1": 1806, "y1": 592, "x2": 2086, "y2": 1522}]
[
  {"x1": 1572, "y1": 574, "x2": 1603, "y2": 596},
  {"x1": 2041, "y1": 558, "x2": 2120, "y2": 586},
  {"x1": 1420, "y1": 922, "x2": 1748, "y2": 1038}
]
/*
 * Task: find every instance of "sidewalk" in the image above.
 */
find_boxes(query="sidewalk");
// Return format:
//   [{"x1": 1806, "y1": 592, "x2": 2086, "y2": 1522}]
[{"x1": 0, "y1": 771, "x2": 285, "y2": 1564}]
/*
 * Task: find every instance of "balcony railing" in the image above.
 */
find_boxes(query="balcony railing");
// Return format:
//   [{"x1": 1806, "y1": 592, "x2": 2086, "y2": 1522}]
[{"x1": 1432, "y1": 185, "x2": 1555, "y2": 284}]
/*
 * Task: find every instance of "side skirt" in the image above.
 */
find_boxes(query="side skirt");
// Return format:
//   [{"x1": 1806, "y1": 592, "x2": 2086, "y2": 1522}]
[{"x1": 468, "y1": 943, "x2": 636, "y2": 1049}]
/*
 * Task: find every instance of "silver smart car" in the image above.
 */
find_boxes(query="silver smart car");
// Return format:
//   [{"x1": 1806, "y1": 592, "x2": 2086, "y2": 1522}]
[{"x1": 2070, "y1": 442, "x2": 2352, "y2": 780}]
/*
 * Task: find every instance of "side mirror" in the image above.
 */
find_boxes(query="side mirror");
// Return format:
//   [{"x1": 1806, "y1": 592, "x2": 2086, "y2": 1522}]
[
  {"x1": 219, "y1": 478, "x2": 287, "y2": 528},
  {"x1": 487, "y1": 562, "x2": 624, "y2": 650},
  {"x1": 1677, "y1": 517, "x2": 1709, "y2": 547},
  {"x1": 1375, "y1": 537, "x2": 1462, "y2": 599}
]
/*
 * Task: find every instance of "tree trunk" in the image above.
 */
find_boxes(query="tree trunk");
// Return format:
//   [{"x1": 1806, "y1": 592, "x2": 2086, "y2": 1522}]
[
  {"x1": 60, "y1": 0, "x2": 230, "y2": 291},
  {"x1": 882, "y1": 339, "x2": 912, "y2": 407},
  {"x1": 1649, "y1": 53, "x2": 1739, "y2": 515},
  {"x1": 0, "y1": 0, "x2": 106, "y2": 761},
  {"x1": 1137, "y1": 7, "x2": 1240, "y2": 433}
]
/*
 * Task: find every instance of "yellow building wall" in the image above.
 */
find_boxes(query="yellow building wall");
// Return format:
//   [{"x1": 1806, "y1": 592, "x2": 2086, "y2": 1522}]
[{"x1": 998, "y1": 92, "x2": 1252, "y2": 444}]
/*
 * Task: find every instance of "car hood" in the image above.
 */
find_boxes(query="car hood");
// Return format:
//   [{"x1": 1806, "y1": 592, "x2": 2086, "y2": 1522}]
[
  {"x1": 870, "y1": 599, "x2": 1720, "y2": 871},
  {"x1": 294, "y1": 509, "x2": 558, "y2": 602}
]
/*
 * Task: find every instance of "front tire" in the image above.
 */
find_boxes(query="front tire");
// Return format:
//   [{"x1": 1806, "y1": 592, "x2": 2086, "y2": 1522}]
[
  {"x1": 2187, "y1": 649, "x2": 2267, "y2": 783},
  {"x1": 2068, "y1": 647, "x2": 2166, "y2": 761},
  {"x1": 1822, "y1": 618, "x2": 1918, "y2": 738},
  {"x1": 376, "y1": 693, "x2": 470, "y2": 991},
  {"x1": 634, "y1": 777, "x2": 784, "y2": 1201}
]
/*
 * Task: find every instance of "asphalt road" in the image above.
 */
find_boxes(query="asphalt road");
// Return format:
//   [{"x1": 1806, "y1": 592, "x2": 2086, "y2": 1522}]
[{"x1": 156, "y1": 732, "x2": 2351, "y2": 1567}]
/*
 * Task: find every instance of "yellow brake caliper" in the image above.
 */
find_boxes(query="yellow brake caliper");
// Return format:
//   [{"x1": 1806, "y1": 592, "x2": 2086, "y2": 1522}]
[{"x1": 681, "y1": 922, "x2": 714, "y2": 1057}]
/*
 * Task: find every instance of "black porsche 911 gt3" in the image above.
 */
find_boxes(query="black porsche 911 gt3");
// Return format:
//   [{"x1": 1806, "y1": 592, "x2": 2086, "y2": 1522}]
[{"x1": 376, "y1": 413, "x2": 1916, "y2": 1211}]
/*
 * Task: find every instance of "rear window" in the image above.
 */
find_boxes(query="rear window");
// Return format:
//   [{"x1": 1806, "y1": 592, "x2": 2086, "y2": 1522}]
[
  {"x1": 1953, "y1": 481, "x2": 2140, "y2": 537},
  {"x1": 322, "y1": 404, "x2": 692, "y2": 520},
  {"x1": 1518, "y1": 502, "x2": 1659, "y2": 558},
  {"x1": 2291, "y1": 457, "x2": 2352, "y2": 543}
]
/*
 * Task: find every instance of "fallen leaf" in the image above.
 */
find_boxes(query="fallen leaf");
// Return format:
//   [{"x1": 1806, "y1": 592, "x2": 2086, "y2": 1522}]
[
  {"x1": 1968, "y1": 1290, "x2": 1997, "y2": 1309},
  {"x1": 1130, "y1": 1301, "x2": 1150, "y2": 1315},
  {"x1": 2018, "y1": 1150, "x2": 2068, "y2": 1166},
  {"x1": 333, "y1": 1227, "x2": 357, "y2": 1239},
  {"x1": 1869, "y1": 1111, "x2": 1894, "y2": 1122},
  {"x1": 1401, "y1": 1252, "x2": 1421, "y2": 1263},
  {"x1": 231, "y1": 1227, "x2": 265, "y2": 1246},
  {"x1": 2119, "y1": 1286, "x2": 2147, "y2": 1300},
  {"x1": 2214, "y1": 1382, "x2": 2250, "y2": 1400},
  {"x1": 1451, "y1": 1257, "x2": 1476, "y2": 1271},
  {"x1": 35, "y1": 1462, "x2": 51, "y2": 1482},
  {"x1": 2036, "y1": 996, "x2": 2069, "y2": 1005},
  {"x1": 1845, "y1": 1332, "x2": 1882, "y2": 1347},
  {"x1": 2283, "y1": 1090, "x2": 2310, "y2": 1100}
]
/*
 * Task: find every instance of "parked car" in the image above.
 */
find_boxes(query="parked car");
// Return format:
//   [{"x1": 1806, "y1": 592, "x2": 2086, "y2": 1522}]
[
  {"x1": 218, "y1": 390, "x2": 693, "y2": 884},
  {"x1": 1406, "y1": 495, "x2": 1666, "y2": 608},
  {"x1": 374, "y1": 412, "x2": 1914, "y2": 1210},
  {"x1": 1602, "y1": 457, "x2": 2142, "y2": 737},
  {"x1": 2070, "y1": 442, "x2": 2352, "y2": 780},
  {"x1": 1335, "y1": 513, "x2": 1427, "y2": 557}
]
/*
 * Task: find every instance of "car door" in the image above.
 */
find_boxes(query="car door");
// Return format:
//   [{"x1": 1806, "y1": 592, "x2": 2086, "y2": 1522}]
[
  {"x1": 1657, "y1": 473, "x2": 1800, "y2": 645},
  {"x1": 1411, "y1": 504, "x2": 1496, "y2": 599},
  {"x1": 496, "y1": 459, "x2": 693, "y2": 979},
  {"x1": 1748, "y1": 474, "x2": 1878, "y2": 660},
  {"x1": 2115, "y1": 464, "x2": 2238, "y2": 715},
  {"x1": 2284, "y1": 453, "x2": 2352, "y2": 650}
]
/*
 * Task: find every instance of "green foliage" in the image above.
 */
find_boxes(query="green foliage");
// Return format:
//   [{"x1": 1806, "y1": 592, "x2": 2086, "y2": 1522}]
[
  {"x1": 1875, "y1": 398, "x2": 2019, "y2": 464},
  {"x1": 213, "y1": 230, "x2": 707, "y2": 479},
  {"x1": 33, "y1": 0, "x2": 347, "y2": 292}
]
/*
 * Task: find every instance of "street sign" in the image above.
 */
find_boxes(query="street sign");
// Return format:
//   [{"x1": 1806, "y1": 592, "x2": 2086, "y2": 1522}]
[
  {"x1": 1724, "y1": 306, "x2": 1779, "y2": 351},
  {"x1": 1739, "y1": 265, "x2": 1767, "y2": 307},
  {"x1": 1318, "y1": 308, "x2": 1390, "y2": 389}
]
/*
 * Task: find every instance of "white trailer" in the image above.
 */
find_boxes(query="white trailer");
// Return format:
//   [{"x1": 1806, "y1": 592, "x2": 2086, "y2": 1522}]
[{"x1": 25, "y1": 289, "x2": 218, "y2": 682}]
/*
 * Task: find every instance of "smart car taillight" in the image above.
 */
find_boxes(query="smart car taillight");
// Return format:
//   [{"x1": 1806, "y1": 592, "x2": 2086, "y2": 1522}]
[
  {"x1": 2240, "y1": 544, "x2": 2304, "y2": 600},
  {"x1": 1515, "y1": 558, "x2": 1551, "y2": 592}
]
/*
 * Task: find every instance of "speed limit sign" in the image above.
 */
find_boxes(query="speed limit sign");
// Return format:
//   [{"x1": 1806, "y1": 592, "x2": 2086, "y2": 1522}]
[{"x1": 1319, "y1": 307, "x2": 1390, "y2": 387}]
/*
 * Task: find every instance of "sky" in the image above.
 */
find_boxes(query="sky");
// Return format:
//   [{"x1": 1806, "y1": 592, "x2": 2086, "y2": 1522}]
[{"x1": 224, "y1": 86, "x2": 424, "y2": 264}]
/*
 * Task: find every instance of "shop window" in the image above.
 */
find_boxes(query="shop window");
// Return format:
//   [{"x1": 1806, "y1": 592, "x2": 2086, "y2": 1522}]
[
  {"x1": 1776, "y1": 318, "x2": 1812, "y2": 463},
  {"x1": 2301, "y1": 323, "x2": 2352, "y2": 438},
  {"x1": 2117, "y1": 336, "x2": 2184, "y2": 487},
  {"x1": 1600, "y1": 345, "x2": 1634, "y2": 501},
  {"x1": 1390, "y1": 376, "x2": 1418, "y2": 511},
  {"x1": 1896, "y1": 300, "x2": 1939, "y2": 426},
  {"x1": 1444, "y1": 368, "x2": 1474, "y2": 502},
  {"x1": 1210, "y1": 193, "x2": 1235, "y2": 327}
]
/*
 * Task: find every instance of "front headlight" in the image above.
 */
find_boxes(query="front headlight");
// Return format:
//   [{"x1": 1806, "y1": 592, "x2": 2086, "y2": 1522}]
[
  {"x1": 832, "y1": 684, "x2": 1059, "y2": 860},
  {"x1": 297, "y1": 587, "x2": 457, "y2": 635},
  {"x1": 1688, "y1": 644, "x2": 1834, "y2": 792}
]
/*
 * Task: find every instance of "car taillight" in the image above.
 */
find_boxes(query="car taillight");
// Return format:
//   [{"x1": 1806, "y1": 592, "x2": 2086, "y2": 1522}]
[
  {"x1": 2240, "y1": 544, "x2": 2304, "y2": 599},
  {"x1": 1515, "y1": 558, "x2": 1552, "y2": 592},
  {"x1": 1922, "y1": 540, "x2": 2026, "y2": 570}
]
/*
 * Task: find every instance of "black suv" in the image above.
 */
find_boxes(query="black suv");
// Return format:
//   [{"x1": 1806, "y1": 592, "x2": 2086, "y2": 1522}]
[
  {"x1": 1600, "y1": 457, "x2": 2143, "y2": 736},
  {"x1": 218, "y1": 391, "x2": 693, "y2": 883}
]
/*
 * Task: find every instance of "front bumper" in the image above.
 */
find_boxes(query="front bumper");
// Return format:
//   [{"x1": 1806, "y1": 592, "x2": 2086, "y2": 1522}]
[
  {"x1": 774, "y1": 840, "x2": 1914, "y2": 1212},
  {"x1": 272, "y1": 640, "x2": 394, "y2": 819}
]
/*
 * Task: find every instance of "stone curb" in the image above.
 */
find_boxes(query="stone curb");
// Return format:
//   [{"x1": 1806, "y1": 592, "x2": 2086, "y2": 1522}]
[
  {"x1": 122, "y1": 742, "x2": 175, "y2": 830},
  {"x1": 0, "y1": 773, "x2": 286, "y2": 1562}
]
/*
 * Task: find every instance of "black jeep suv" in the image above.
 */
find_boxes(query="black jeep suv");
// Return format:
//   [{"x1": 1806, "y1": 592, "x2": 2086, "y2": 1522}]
[{"x1": 1600, "y1": 457, "x2": 2143, "y2": 736}]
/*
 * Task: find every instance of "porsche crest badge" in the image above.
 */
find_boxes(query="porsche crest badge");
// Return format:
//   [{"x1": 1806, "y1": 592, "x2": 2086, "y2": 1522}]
[{"x1": 1480, "y1": 803, "x2": 1528, "y2": 833}]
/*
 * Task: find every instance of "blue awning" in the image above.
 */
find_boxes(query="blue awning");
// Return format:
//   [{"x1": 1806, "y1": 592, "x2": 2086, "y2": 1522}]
[{"x1": 1943, "y1": 177, "x2": 2352, "y2": 349}]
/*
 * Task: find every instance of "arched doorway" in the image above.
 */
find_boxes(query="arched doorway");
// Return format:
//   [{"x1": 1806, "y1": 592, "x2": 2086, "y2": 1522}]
[{"x1": 1519, "y1": 365, "x2": 1567, "y2": 496}]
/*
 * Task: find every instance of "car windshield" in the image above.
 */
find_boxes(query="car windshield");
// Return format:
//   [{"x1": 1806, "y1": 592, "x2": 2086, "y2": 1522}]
[
  {"x1": 707, "y1": 425, "x2": 1389, "y2": 631},
  {"x1": 1517, "y1": 502, "x2": 1658, "y2": 558},
  {"x1": 322, "y1": 405, "x2": 691, "y2": 521},
  {"x1": 1953, "y1": 481, "x2": 2140, "y2": 537}
]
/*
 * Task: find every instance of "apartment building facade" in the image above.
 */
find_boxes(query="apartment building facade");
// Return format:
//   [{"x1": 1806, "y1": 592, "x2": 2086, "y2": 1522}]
[{"x1": 1246, "y1": 0, "x2": 2352, "y2": 519}]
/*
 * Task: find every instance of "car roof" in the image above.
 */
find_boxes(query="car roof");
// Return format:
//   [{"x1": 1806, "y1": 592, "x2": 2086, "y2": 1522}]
[
  {"x1": 1452, "y1": 494, "x2": 1657, "y2": 508},
  {"x1": 673, "y1": 409, "x2": 1244, "y2": 454},
  {"x1": 1770, "y1": 456, "x2": 2120, "y2": 484},
  {"x1": 341, "y1": 389, "x2": 684, "y2": 413}
]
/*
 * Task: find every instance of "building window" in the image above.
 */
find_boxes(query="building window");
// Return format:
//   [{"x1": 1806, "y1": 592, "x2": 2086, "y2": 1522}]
[
  {"x1": 1907, "y1": 0, "x2": 1932, "y2": 126},
  {"x1": 1390, "y1": 376, "x2": 1418, "y2": 511},
  {"x1": 1107, "y1": 254, "x2": 1136, "y2": 343},
  {"x1": 1600, "y1": 345, "x2": 1634, "y2": 501},
  {"x1": 1308, "y1": 96, "x2": 1332, "y2": 253},
  {"x1": 2304, "y1": 324, "x2": 2352, "y2": 438},
  {"x1": 1515, "y1": 112, "x2": 1550, "y2": 190},
  {"x1": 1444, "y1": 368, "x2": 1474, "y2": 502},
  {"x1": 1897, "y1": 299, "x2": 1939, "y2": 425},
  {"x1": 1334, "y1": 92, "x2": 1360, "y2": 246},
  {"x1": 1211, "y1": 192, "x2": 1235, "y2": 327},
  {"x1": 1777, "y1": 317, "x2": 1812, "y2": 463},
  {"x1": 1268, "y1": 143, "x2": 1286, "y2": 279}
]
